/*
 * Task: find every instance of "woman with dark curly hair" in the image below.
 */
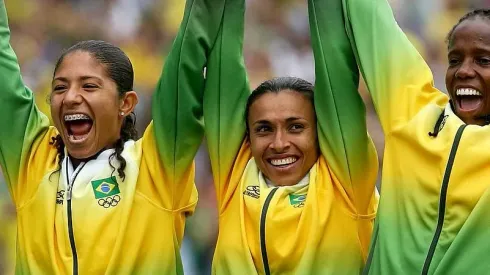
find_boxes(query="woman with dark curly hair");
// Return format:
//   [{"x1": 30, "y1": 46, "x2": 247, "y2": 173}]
[{"x1": 314, "y1": 0, "x2": 490, "y2": 273}]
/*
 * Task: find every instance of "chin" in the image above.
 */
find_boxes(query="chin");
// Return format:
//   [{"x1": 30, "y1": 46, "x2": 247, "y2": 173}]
[
  {"x1": 65, "y1": 146, "x2": 98, "y2": 160},
  {"x1": 456, "y1": 112, "x2": 482, "y2": 126},
  {"x1": 272, "y1": 175, "x2": 301, "y2": 187}
]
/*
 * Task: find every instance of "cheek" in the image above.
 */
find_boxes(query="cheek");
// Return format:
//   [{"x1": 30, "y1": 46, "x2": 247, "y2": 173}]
[
  {"x1": 249, "y1": 137, "x2": 268, "y2": 159},
  {"x1": 49, "y1": 94, "x2": 62, "y2": 110},
  {"x1": 91, "y1": 95, "x2": 120, "y2": 121},
  {"x1": 483, "y1": 72, "x2": 490, "y2": 89},
  {"x1": 49, "y1": 96, "x2": 63, "y2": 125},
  {"x1": 445, "y1": 69, "x2": 455, "y2": 89},
  {"x1": 299, "y1": 131, "x2": 318, "y2": 156}
]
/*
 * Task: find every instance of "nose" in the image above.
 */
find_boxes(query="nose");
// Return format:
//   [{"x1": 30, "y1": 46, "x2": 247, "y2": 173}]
[
  {"x1": 62, "y1": 87, "x2": 83, "y2": 107},
  {"x1": 269, "y1": 131, "x2": 290, "y2": 152},
  {"x1": 455, "y1": 59, "x2": 476, "y2": 79}
]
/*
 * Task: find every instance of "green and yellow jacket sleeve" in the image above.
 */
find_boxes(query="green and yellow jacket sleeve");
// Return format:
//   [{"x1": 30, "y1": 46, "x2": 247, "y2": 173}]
[
  {"x1": 0, "y1": 0, "x2": 50, "y2": 205},
  {"x1": 203, "y1": 0, "x2": 251, "y2": 211},
  {"x1": 146, "y1": 0, "x2": 226, "y2": 210},
  {"x1": 339, "y1": 0, "x2": 447, "y2": 133},
  {"x1": 308, "y1": 0, "x2": 378, "y2": 215}
]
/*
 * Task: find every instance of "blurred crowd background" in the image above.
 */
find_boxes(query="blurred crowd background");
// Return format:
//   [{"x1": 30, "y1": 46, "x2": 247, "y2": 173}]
[{"x1": 0, "y1": 0, "x2": 488, "y2": 274}]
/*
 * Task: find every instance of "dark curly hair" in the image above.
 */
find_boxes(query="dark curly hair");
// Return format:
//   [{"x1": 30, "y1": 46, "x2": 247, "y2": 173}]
[
  {"x1": 446, "y1": 9, "x2": 490, "y2": 46},
  {"x1": 50, "y1": 40, "x2": 137, "y2": 180}
]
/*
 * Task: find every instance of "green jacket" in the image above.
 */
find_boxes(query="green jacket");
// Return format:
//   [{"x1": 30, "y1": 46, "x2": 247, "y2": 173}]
[
  {"x1": 319, "y1": 0, "x2": 490, "y2": 274},
  {"x1": 200, "y1": 0, "x2": 379, "y2": 273},
  {"x1": 0, "y1": 0, "x2": 224, "y2": 273}
]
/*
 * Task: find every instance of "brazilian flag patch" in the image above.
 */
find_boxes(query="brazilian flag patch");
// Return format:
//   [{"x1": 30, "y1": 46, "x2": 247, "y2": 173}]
[
  {"x1": 289, "y1": 194, "x2": 306, "y2": 205},
  {"x1": 91, "y1": 177, "x2": 120, "y2": 199}
]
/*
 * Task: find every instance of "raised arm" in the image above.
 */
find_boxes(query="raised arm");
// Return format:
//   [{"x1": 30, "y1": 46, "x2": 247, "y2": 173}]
[
  {"x1": 203, "y1": 0, "x2": 250, "y2": 210},
  {"x1": 342, "y1": 0, "x2": 447, "y2": 133},
  {"x1": 0, "y1": 1, "x2": 50, "y2": 204},
  {"x1": 145, "y1": 0, "x2": 225, "y2": 210},
  {"x1": 308, "y1": 0, "x2": 378, "y2": 216}
]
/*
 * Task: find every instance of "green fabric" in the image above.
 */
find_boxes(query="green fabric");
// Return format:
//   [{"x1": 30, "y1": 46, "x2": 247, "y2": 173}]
[
  {"x1": 308, "y1": 0, "x2": 378, "y2": 215},
  {"x1": 0, "y1": 0, "x2": 50, "y2": 203},
  {"x1": 203, "y1": 0, "x2": 251, "y2": 206},
  {"x1": 153, "y1": 0, "x2": 226, "y2": 184}
]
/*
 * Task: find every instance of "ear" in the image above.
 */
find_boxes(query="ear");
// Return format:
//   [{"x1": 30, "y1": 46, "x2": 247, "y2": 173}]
[{"x1": 119, "y1": 91, "x2": 139, "y2": 117}]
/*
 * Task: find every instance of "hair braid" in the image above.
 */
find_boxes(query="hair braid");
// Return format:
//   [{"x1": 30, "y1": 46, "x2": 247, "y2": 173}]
[{"x1": 109, "y1": 113, "x2": 137, "y2": 181}]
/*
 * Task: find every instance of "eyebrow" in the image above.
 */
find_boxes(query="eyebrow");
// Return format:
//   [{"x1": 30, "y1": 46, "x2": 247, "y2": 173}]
[
  {"x1": 286, "y1": 117, "x2": 303, "y2": 122},
  {"x1": 52, "y1": 75, "x2": 103, "y2": 84},
  {"x1": 252, "y1": 117, "x2": 304, "y2": 126},
  {"x1": 252, "y1": 120, "x2": 271, "y2": 126}
]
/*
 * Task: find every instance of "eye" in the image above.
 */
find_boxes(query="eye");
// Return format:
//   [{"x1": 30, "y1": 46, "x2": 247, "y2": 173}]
[
  {"x1": 289, "y1": 123, "x2": 304, "y2": 132},
  {"x1": 255, "y1": 125, "x2": 272, "y2": 133},
  {"x1": 448, "y1": 57, "x2": 460, "y2": 67},
  {"x1": 477, "y1": 57, "x2": 490, "y2": 66},
  {"x1": 52, "y1": 85, "x2": 67, "y2": 93},
  {"x1": 83, "y1": 84, "x2": 99, "y2": 90}
]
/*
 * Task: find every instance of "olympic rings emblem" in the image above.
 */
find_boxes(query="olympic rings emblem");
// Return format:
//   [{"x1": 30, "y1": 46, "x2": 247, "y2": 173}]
[{"x1": 98, "y1": 195, "x2": 121, "y2": 208}]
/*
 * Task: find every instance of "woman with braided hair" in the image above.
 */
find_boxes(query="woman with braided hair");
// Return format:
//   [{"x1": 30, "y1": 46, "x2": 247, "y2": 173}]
[
  {"x1": 0, "y1": 0, "x2": 224, "y2": 273},
  {"x1": 313, "y1": 0, "x2": 490, "y2": 273}
]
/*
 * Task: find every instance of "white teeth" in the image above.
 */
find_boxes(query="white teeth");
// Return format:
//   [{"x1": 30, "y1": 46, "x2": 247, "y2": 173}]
[
  {"x1": 456, "y1": 88, "x2": 482, "y2": 96},
  {"x1": 68, "y1": 133, "x2": 89, "y2": 142},
  {"x1": 64, "y1": 114, "x2": 90, "y2": 121},
  {"x1": 270, "y1": 157, "x2": 297, "y2": 166}
]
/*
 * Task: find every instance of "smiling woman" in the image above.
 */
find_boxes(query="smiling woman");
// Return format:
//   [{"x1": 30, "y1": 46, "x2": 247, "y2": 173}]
[
  {"x1": 0, "y1": 0, "x2": 224, "y2": 274},
  {"x1": 50, "y1": 43, "x2": 138, "y2": 171},
  {"x1": 246, "y1": 78, "x2": 319, "y2": 187},
  {"x1": 446, "y1": 11, "x2": 490, "y2": 126},
  {"x1": 196, "y1": 0, "x2": 379, "y2": 273},
  {"x1": 320, "y1": 0, "x2": 490, "y2": 274}
]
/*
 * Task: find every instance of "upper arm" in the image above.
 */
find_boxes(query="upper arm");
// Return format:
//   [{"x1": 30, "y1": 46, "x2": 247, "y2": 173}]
[
  {"x1": 0, "y1": 1, "x2": 50, "y2": 203},
  {"x1": 308, "y1": 0, "x2": 378, "y2": 214},
  {"x1": 148, "y1": 0, "x2": 226, "y2": 210},
  {"x1": 203, "y1": 0, "x2": 250, "y2": 204},
  {"x1": 342, "y1": 0, "x2": 447, "y2": 133}
]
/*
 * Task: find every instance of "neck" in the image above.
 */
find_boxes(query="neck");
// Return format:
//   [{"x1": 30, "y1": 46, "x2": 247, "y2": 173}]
[
  {"x1": 265, "y1": 173, "x2": 310, "y2": 187},
  {"x1": 70, "y1": 157, "x2": 83, "y2": 170},
  {"x1": 68, "y1": 150, "x2": 103, "y2": 169}
]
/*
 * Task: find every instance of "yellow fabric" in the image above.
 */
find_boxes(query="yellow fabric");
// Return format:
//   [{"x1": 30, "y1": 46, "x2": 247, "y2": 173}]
[{"x1": 212, "y1": 143, "x2": 377, "y2": 274}]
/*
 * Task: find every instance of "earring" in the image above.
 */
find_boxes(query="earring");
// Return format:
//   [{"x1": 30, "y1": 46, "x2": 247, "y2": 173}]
[{"x1": 120, "y1": 112, "x2": 125, "y2": 116}]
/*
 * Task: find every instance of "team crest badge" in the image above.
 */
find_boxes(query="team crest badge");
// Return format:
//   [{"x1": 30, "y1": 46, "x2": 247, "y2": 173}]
[
  {"x1": 91, "y1": 177, "x2": 121, "y2": 208},
  {"x1": 289, "y1": 194, "x2": 306, "y2": 208}
]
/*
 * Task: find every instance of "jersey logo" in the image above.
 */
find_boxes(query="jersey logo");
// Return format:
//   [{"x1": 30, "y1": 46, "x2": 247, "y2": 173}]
[
  {"x1": 98, "y1": 195, "x2": 121, "y2": 208},
  {"x1": 91, "y1": 177, "x2": 121, "y2": 208},
  {"x1": 56, "y1": 190, "x2": 65, "y2": 205},
  {"x1": 91, "y1": 177, "x2": 120, "y2": 199},
  {"x1": 243, "y1": 185, "x2": 260, "y2": 199},
  {"x1": 289, "y1": 194, "x2": 306, "y2": 208}
]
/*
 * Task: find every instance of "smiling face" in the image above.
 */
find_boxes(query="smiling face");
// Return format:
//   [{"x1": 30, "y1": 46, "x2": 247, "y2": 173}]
[
  {"x1": 51, "y1": 51, "x2": 127, "y2": 159},
  {"x1": 446, "y1": 17, "x2": 490, "y2": 125},
  {"x1": 247, "y1": 90, "x2": 319, "y2": 186}
]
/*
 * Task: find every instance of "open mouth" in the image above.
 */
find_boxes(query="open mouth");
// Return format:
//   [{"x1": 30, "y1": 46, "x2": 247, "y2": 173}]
[
  {"x1": 63, "y1": 113, "x2": 93, "y2": 143},
  {"x1": 456, "y1": 88, "x2": 483, "y2": 112},
  {"x1": 268, "y1": 156, "x2": 298, "y2": 168}
]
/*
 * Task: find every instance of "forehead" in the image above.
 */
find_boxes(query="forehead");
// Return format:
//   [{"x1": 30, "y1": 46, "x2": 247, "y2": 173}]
[
  {"x1": 449, "y1": 18, "x2": 490, "y2": 49},
  {"x1": 249, "y1": 91, "x2": 315, "y2": 122},
  {"x1": 54, "y1": 51, "x2": 107, "y2": 79}
]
